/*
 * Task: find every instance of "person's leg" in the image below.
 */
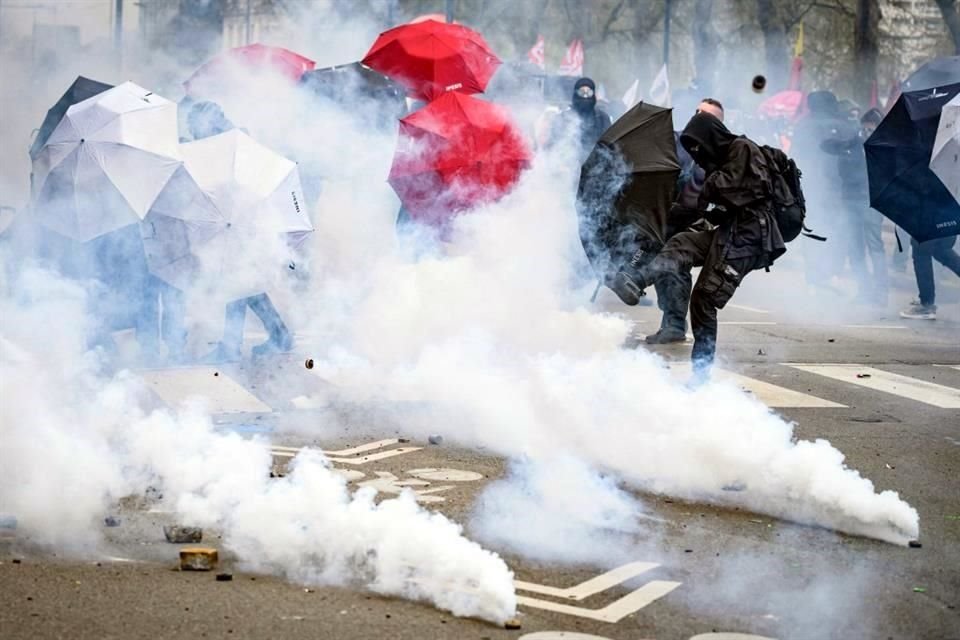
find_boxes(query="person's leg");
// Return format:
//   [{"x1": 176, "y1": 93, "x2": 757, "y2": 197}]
[
  {"x1": 862, "y1": 209, "x2": 887, "y2": 304},
  {"x1": 649, "y1": 271, "x2": 690, "y2": 343},
  {"x1": 930, "y1": 235, "x2": 960, "y2": 277},
  {"x1": 901, "y1": 237, "x2": 938, "y2": 319},
  {"x1": 612, "y1": 230, "x2": 712, "y2": 306},
  {"x1": 248, "y1": 293, "x2": 293, "y2": 356},
  {"x1": 845, "y1": 206, "x2": 869, "y2": 299}
]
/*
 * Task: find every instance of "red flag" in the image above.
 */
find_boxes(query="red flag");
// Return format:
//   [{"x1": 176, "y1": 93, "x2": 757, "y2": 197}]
[
  {"x1": 558, "y1": 39, "x2": 584, "y2": 77},
  {"x1": 527, "y1": 35, "x2": 545, "y2": 70}
]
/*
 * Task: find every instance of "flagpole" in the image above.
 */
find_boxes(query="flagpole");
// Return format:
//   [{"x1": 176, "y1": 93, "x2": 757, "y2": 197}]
[
  {"x1": 663, "y1": 0, "x2": 672, "y2": 66},
  {"x1": 445, "y1": 0, "x2": 453, "y2": 23}
]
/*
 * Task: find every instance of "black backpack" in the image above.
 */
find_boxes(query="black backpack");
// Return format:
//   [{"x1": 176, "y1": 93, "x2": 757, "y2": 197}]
[{"x1": 760, "y1": 145, "x2": 823, "y2": 242}]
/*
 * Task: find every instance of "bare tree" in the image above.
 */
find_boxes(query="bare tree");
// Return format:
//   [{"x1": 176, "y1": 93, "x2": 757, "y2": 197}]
[
  {"x1": 756, "y1": 0, "x2": 790, "y2": 89},
  {"x1": 854, "y1": 0, "x2": 881, "y2": 105},
  {"x1": 692, "y1": 0, "x2": 718, "y2": 94},
  {"x1": 933, "y1": 0, "x2": 960, "y2": 53}
]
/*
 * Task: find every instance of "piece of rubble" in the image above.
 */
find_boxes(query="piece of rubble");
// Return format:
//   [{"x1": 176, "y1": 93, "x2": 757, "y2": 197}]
[
  {"x1": 179, "y1": 547, "x2": 218, "y2": 571},
  {"x1": 908, "y1": 540, "x2": 922, "y2": 548},
  {"x1": 164, "y1": 525, "x2": 203, "y2": 543},
  {"x1": 503, "y1": 618, "x2": 522, "y2": 630},
  {"x1": 856, "y1": 373, "x2": 872, "y2": 379},
  {"x1": 305, "y1": 358, "x2": 314, "y2": 370},
  {"x1": 428, "y1": 434, "x2": 443, "y2": 445},
  {"x1": 216, "y1": 572, "x2": 233, "y2": 582},
  {"x1": 104, "y1": 516, "x2": 121, "y2": 527}
]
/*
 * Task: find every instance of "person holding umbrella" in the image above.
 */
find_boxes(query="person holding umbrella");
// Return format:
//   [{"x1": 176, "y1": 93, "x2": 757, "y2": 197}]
[{"x1": 610, "y1": 112, "x2": 787, "y2": 376}]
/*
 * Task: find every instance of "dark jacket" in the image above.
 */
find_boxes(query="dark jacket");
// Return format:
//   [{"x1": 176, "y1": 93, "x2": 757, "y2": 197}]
[
  {"x1": 680, "y1": 113, "x2": 786, "y2": 264},
  {"x1": 821, "y1": 132, "x2": 869, "y2": 205}
]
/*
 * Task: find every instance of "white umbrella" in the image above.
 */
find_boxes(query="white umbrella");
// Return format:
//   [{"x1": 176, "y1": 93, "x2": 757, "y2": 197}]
[
  {"x1": 141, "y1": 129, "x2": 313, "y2": 298},
  {"x1": 931, "y1": 93, "x2": 960, "y2": 204},
  {"x1": 31, "y1": 81, "x2": 181, "y2": 242}
]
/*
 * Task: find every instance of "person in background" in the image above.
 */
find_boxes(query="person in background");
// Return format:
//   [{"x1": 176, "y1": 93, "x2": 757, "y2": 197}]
[
  {"x1": 821, "y1": 108, "x2": 887, "y2": 307},
  {"x1": 900, "y1": 235, "x2": 960, "y2": 320},
  {"x1": 547, "y1": 77, "x2": 613, "y2": 162},
  {"x1": 183, "y1": 101, "x2": 295, "y2": 362},
  {"x1": 644, "y1": 98, "x2": 727, "y2": 344}
]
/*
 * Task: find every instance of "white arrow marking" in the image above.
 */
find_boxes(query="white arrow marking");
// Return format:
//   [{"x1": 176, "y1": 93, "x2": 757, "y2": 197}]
[
  {"x1": 516, "y1": 581, "x2": 681, "y2": 623},
  {"x1": 514, "y1": 561, "x2": 659, "y2": 601}
]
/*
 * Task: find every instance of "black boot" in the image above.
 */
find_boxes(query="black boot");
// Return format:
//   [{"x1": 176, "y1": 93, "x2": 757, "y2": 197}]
[{"x1": 609, "y1": 270, "x2": 647, "y2": 306}]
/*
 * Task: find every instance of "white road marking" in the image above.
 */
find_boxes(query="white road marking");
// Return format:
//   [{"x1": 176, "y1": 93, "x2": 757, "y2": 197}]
[
  {"x1": 519, "y1": 633, "x2": 613, "y2": 639},
  {"x1": 139, "y1": 367, "x2": 272, "y2": 414},
  {"x1": 718, "y1": 321, "x2": 777, "y2": 326},
  {"x1": 726, "y1": 303, "x2": 770, "y2": 314},
  {"x1": 786, "y1": 364, "x2": 960, "y2": 409},
  {"x1": 690, "y1": 635, "x2": 778, "y2": 640},
  {"x1": 515, "y1": 561, "x2": 659, "y2": 601},
  {"x1": 270, "y1": 440, "x2": 423, "y2": 465},
  {"x1": 668, "y1": 363, "x2": 845, "y2": 408},
  {"x1": 356, "y1": 472, "x2": 453, "y2": 503},
  {"x1": 406, "y1": 468, "x2": 484, "y2": 482},
  {"x1": 934, "y1": 364, "x2": 960, "y2": 371},
  {"x1": 841, "y1": 324, "x2": 908, "y2": 330},
  {"x1": 516, "y1": 581, "x2": 681, "y2": 623}
]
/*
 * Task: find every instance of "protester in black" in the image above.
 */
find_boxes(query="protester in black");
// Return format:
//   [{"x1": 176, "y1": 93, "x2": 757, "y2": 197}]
[
  {"x1": 549, "y1": 77, "x2": 613, "y2": 162},
  {"x1": 610, "y1": 113, "x2": 786, "y2": 374}
]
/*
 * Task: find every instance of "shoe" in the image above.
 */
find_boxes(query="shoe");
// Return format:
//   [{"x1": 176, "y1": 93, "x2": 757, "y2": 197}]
[
  {"x1": 645, "y1": 328, "x2": 687, "y2": 345},
  {"x1": 251, "y1": 334, "x2": 294, "y2": 359},
  {"x1": 899, "y1": 301, "x2": 937, "y2": 320},
  {"x1": 609, "y1": 271, "x2": 646, "y2": 306},
  {"x1": 199, "y1": 343, "x2": 242, "y2": 364}
]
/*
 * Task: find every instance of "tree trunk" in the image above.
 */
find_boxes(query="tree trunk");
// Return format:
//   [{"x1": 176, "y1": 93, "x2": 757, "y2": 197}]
[
  {"x1": 934, "y1": 0, "x2": 960, "y2": 54},
  {"x1": 756, "y1": 0, "x2": 789, "y2": 91},
  {"x1": 854, "y1": 0, "x2": 881, "y2": 107},
  {"x1": 692, "y1": 0, "x2": 717, "y2": 94}
]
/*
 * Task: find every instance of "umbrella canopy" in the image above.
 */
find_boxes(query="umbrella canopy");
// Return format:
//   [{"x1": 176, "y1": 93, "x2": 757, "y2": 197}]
[
  {"x1": 31, "y1": 81, "x2": 181, "y2": 242},
  {"x1": 902, "y1": 56, "x2": 960, "y2": 92},
  {"x1": 362, "y1": 19, "x2": 501, "y2": 102},
  {"x1": 29, "y1": 76, "x2": 113, "y2": 161},
  {"x1": 866, "y1": 83, "x2": 960, "y2": 242},
  {"x1": 141, "y1": 129, "x2": 313, "y2": 297},
  {"x1": 388, "y1": 92, "x2": 531, "y2": 226},
  {"x1": 758, "y1": 90, "x2": 804, "y2": 120},
  {"x1": 185, "y1": 44, "x2": 315, "y2": 98},
  {"x1": 299, "y1": 62, "x2": 405, "y2": 117},
  {"x1": 577, "y1": 101, "x2": 679, "y2": 275},
  {"x1": 931, "y1": 93, "x2": 959, "y2": 204}
]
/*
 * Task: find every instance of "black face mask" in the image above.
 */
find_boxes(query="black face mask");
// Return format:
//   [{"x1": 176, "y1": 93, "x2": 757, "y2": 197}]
[{"x1": 572, "y1": 80, "x2": 597, "y2": 115}]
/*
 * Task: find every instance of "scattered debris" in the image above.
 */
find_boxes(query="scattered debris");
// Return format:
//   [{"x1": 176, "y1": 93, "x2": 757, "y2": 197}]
[
  {"x1": 856, "y1": 373, "x2": 872, "y2": 379},
  {"x1": 828, "y1": 338, "x2": 835, "y2": 343},
  {"x1": 398, "y1": 437, "x2": 411, "y2": 443},
  {"x1": 104, "y1": 516, "x2": 121, "y2": 527},
  {"x1": 749, "y1": 519, "x2": 765, "y2": 524},
  {"x1": 684, "y1": 549, "x2": 693, "y2": 553},
  {"x1": 12, "y1": 558, "x2": 22, "y2": 564},
  {"x1": 164, "y1": 526, "x2": 203, "y2": 543},
  {"x1": 885, "y1": 463, "x2": 895, "y2": 470},
  {"x1": 757, "y1": 348, "x2": 767, "y2": 356},
  {"x1": 216, "y1": 572, "x2": 233, "y2": 582},
  {"x1": 179, "y1": 547, "x2": 218, "y2": 571},
  {"x1": 428, "y1": 434, "x2": 443, "y2": 445},
  {"x1": 908, "y1": 540, "x2": 922, "y2": 548},
  {"x1": 722, "y1": 482, "x2": 747, "y2": 492},
  {"x1": 303, "y1": 588, "x2": 314, "y2": 594},
  {"x1": 504, "y1": 618, "x2": 522, "y2": 630},
  {"x1": 214, "y1": 372, "x2": 219, "y2": 377},
  {"x1": 913, "y1": 587, "x2": 926, "y2": 593},
  {"x1": 305, "y1": 358, "x2": 314, "y2": 370}
]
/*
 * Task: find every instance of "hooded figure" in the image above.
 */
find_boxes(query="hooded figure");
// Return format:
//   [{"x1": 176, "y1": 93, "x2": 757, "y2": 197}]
[
  {"x1": 610, "y1": 112, "x2": 786, "y2": 376},
  {"x1": 548, "y1": 77, "x2": 612, "y2": 161}
]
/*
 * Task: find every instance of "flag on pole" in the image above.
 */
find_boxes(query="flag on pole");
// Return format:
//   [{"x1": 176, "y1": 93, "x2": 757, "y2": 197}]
[
  {"x1": 527, "y1": 34, "x2": 545, "y2": 70},
  {"x1": 622, "y1": 78, "x2": 641, "y2": 109},
  {"x1": 558, "y1": 39, "x2": 584, "y2": 77},
  {"x1": 788, "y1": 23, "x2": 804, "y2": 91},
  {"x1": 648, "y1": 65, "x2": 670, "y2": 107},
  {"x1": 869, "y1": 79, "x2": 879, "y2": 109}
]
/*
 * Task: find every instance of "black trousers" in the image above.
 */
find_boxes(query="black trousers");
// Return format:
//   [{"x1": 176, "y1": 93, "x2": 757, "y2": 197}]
[
  {"x1": 911, "y1": 235, "x2": 960, "y2": 306},
  {"x1": 638, "y1": 229, "x2": 765, "y2": 368}
]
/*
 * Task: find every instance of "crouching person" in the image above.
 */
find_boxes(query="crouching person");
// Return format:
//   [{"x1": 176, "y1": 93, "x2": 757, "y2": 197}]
[{"x1": 610, "y1": 112, "x2": 787, "y2": 376}]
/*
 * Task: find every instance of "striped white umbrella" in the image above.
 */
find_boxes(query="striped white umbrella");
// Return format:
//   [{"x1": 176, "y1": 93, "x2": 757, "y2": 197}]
[
  {"x1": 31, "y1": 81, "x2": 181, "y2": 242},
  {"x1": 931, "y1": 93, "x2": 959, "y2": 204}
]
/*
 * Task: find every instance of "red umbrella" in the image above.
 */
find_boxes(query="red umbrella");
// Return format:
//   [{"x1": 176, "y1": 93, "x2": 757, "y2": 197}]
[
  {"x1": 185, "y1": 44, "x2": 315, "y2": 97},
  {"x1": 389, "y1": 92, "x2": 531, "y2": 226},
  {"x1": 362, "y1": 19, "x2": 501, "y2": 102},
  {"x1": 758, "y1": 90, "x2": 804, "y2": 120}
]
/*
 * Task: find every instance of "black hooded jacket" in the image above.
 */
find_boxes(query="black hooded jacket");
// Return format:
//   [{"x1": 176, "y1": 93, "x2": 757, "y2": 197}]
[
  {"x1": 550, "y1": 77, "x2": 612, "y2": 160},
  {"x1": 679, "y1": 113, "x2": 786, "y2": 263}
]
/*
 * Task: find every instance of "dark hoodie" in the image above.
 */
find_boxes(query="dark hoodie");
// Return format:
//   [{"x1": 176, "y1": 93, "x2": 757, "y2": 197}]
[
  {"x1": 552, "y1": 77, "x2": 612, "y2": 160},
  {"x1": 679, "y1": 112, "x2": 786, "y2": 263}
]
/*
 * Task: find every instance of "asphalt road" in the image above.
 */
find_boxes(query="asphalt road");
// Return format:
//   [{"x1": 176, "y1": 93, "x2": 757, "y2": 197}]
[{"x1": 2, "y1": 264, "x2": 959, "y2": 640}]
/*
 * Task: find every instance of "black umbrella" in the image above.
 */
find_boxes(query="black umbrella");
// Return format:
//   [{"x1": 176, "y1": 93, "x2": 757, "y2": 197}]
[
  {"x1": 29, "y1": 76, "x2": 113, "y2": 161},
  {"x1": 577, "y1": 101, "x2": 679, "y2": 277},
  {"x1": 902, "y1": 56, "x2": 960, "y2": 92},
  {"x1": 865, "y1": 82, "x2": 960, "y2": 243},
  {"x1": 299, "y1": 62, "x2": 404, "y2": 113}
]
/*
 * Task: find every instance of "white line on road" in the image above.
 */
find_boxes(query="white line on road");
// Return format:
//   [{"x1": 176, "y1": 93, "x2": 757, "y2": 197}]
[
  {"x1": 139, "y1": 367, "x2": 272, "y2": 414},
  {"x1": 840, "y1": 324, "x2": 908, "y2": 330},
  {"x1": 934, "y1": 365, "x2": 960, "y2": 371},
  {"x1": 718, "y1": 321, "x2": 778, "y2": 326},
  {"x1": 726, "y1": 303, "x2": 770, "y2": 314},
  {"x1": 516, "y1": 581, "x2": 682, "y2": 623},
  {"x1": 668, "y1": 363, "x2": 845, "y2": 408},
  {"x1": 514, "y1": 562, "x2": 659, "y2": 601},
  {"x1": 785, "y1": 365, "x2": 960, "y2": 409}
]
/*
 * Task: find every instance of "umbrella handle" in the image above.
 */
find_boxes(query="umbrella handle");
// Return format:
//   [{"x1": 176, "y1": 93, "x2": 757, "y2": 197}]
[{"x1": 590, "y1": 280, "x2": 602, "y2": 303}]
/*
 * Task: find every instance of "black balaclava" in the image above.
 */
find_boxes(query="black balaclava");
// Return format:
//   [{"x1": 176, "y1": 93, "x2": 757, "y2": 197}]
[
  {"x1": 572, "y1": 77, "x2": 597, "y2": 115},
  {"x1": 679, "y1": 112, "x2": 737, "y2": 173}
]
